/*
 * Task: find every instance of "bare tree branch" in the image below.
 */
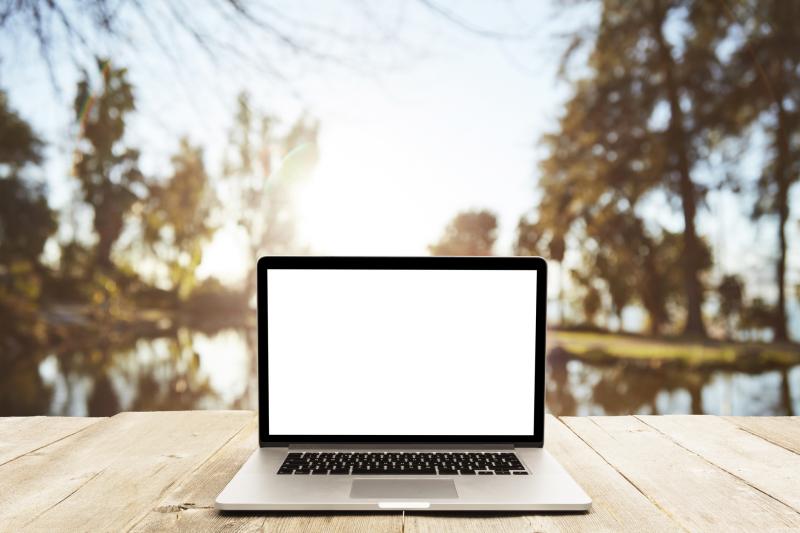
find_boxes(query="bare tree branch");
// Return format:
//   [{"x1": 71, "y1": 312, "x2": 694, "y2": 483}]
[
  {"x1": 0, "y1": 0, "x2": 401, "y2": 93},
  {"x1": 416, "y1": 0, "x2": 538, "y2": 41}
]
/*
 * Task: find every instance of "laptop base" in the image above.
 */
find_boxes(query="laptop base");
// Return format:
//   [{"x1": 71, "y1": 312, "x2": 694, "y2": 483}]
[{"x1": 216, "y1": 447, "x2": 590, "y2": 511}]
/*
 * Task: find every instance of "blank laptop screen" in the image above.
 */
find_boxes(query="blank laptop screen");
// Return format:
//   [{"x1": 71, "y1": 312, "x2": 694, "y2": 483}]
[{"x1": 266, "y1": 268, "x2": 538, "y2": 436}]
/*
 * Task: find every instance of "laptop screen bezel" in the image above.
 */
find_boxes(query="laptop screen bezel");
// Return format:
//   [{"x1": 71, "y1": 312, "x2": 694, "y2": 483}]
[{"x1": 257, "y1": 255, "x2": 547, "y2": 447}]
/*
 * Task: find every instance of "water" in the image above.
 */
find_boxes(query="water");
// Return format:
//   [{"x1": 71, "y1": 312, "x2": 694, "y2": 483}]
[
  {"x1": 547, "y1": 353, "x2": 799, "y2": 416},
  {"x1": 6, "y1": 328, "x2": 799, "y2": 417},
  {"x1": 36, "y1": 328, "x2": 258, "y2": 416}
]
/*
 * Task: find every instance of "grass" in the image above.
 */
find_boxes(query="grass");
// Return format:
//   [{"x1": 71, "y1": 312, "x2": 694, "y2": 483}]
[{"x1": 549, "y1": 330, "x2": 800, "y2": 370}]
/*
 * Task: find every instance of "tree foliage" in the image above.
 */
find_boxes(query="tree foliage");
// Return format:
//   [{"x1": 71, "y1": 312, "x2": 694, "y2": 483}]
[
  {"x1": 72, "y1": 59, "x2": 143, "y2": 271},
  {"x1": 0, "y1": 88, "x2": 56, "y2": 359},
  {"x1": 429, "y1": 210, "x2": 497, "y2": 256},
  {"x1": 221, "y1": 92, "x2": 319, "y2": 291},
  {"x1": 0, "y1": 90, "x2": 55, "y2": 273},
  {"x1": 717, "y1": 274, "x2": 744, "y2": 340},
  {"x1": 528, "y1": 0, "x2": 740, "y2": 337},
  {"x1": 141, "y1": 139, "x2": 215, "y2": 298},
  {"x1": 719, "y1": 1, "x2": 800, "y2": 341}
]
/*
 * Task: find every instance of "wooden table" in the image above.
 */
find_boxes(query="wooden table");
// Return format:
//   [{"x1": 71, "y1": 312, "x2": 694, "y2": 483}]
[{"x1": 1, "y1": 412, "x2": 798, "y2": 532}]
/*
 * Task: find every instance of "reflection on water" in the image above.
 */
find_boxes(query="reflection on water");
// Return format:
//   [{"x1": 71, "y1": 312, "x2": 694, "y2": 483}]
[
  {"x1": 3, "y1": 328, "x2": 798, "y2": 416},
  {"x1": 546, "y1": 349, "x2": 799, "y2": 416},
  {"x1": 36, "y1": 328, "x2": 258, "y2": 416}
]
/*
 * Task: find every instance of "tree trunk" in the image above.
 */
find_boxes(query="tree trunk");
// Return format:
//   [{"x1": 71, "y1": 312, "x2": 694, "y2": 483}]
[
  {"x1": 558, "y1": 263, "x2": 564, "y2": 326},
  {"x1": 651, "y1": 2, "x2": 706, "y2": 338},
  {"x1": 780, "y1": 367, "x2": 794, "y2": 416},
  {"x1": 642, "y1": 239, "x2": 665, "y2": 336},
  {"x1": 774, "y1": 174, "x2": 789, "y2": 342},
  {"x1": 772, "y1": 95, "x2": 790, "y2": 342}
]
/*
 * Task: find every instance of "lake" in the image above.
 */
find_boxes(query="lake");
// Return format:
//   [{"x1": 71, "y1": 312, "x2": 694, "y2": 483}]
[{"x1": 5, "y1": 327, "x2": 798, "y2": 417}]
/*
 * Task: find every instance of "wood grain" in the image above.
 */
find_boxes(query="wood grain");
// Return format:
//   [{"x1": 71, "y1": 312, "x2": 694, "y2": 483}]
[
  {"x1": 639, "y1": 415, "x2": 800, "y2": 512},
  {"x1": 130, "y1": 414, "x2": 403, "y2": 533},
  {"x1": 563, "y1": 416, "x2": 800, "y2": 532},
  {"x1": 724, "y1": 416, "x2": 800, "y2": 455},
  {"x1": 130, "y1": 414, "x2": 263, "y2": 532},
  {"x1": 404, "y1": 415, "x2": 679, "y2": 533},
  {"x1": 0, "y1": 411, "x2": 252, "y2": 531},
  {"x1": 2, "y1": 413, "x2": 799, "y2": 532},
  {"x1": 0, "y1": 416, "x2": 101, "y2": 467}
]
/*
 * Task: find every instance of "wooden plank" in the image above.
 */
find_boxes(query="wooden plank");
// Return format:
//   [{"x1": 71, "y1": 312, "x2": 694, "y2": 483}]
[
  {"x1": 0, "y1": 411, "x2": 252, "y2": 531},
  {"x1": 135, "y1": 508, "x2": 401, "y2": 533},
  {"x1": 130, "y1": 415, "x2": 264, "y2": 532},
  {"x1": 131, "y1": 414, "x2": 402, "y2": 532},
  {"x1": 5, "y1": 414, "x2": 797, "y2": 531},
  {"x1": 724, "y1": 416, "x2": 800, "y2": 455},
  {"x1": 263, "y1": 514, "x2": 400, "y2": 533},
  {"x1": 0, "y1": 416, "x2": 101, "y2": 467},
  {"x1": 563, "y1": 416, "x2": 800, "y2": 532},
  {"x1": 639, "y1": 415, "x2": 800, "y2": 512},
  {"x1": 537, "y1": 416, "x2": 680, "y2": 531},
  {"x1": 405, "y1": 415, "x2": 679, "y2": 532},
  {"x1": 406, "y1": 512, "x2": 534, "y2": 533}
]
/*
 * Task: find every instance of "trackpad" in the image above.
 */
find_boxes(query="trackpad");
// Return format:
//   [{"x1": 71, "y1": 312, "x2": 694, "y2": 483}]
[{"x1": 350, "y1": 479, "x2": 458, "y2": 499}]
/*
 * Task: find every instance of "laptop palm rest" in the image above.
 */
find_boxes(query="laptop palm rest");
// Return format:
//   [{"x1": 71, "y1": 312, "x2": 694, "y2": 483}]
[{"x1": 350, "y1": 479, "x2": 458, "y2": 499}]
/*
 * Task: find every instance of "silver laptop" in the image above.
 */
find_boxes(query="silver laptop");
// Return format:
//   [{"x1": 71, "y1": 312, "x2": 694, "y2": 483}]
[{"x1": 216, "y1": 256, "x2": 590, "y2": 511}]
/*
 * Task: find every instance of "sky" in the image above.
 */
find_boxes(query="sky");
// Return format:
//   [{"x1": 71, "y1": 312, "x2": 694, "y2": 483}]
[
  {"x1": 187, "y1": 1, "x2": 584, "y2": 282},
  {"x1": 1, "y1": 0, "x2": 798, "y2": 334},
  {"x1": 1, "y1": 1, "x2": 583, "y2": 281}
]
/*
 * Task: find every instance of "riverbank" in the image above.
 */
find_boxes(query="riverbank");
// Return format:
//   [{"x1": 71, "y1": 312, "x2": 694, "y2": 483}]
[{"x1": 549, "y1": 329, "x2": 800, "y2": 372}]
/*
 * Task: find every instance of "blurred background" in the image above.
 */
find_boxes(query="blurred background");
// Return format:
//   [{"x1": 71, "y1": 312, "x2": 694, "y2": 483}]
[{"x1": 1, "y1": 0, "x2": 798, "y2": 417}]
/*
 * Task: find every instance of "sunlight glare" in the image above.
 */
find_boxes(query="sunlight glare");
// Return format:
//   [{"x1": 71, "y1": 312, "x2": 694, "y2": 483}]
[
  {"x1": 295, "y1": 123, "x2": 457, "y2": 256},
  {"x1": 196, "y1": 224, "x2": 251, "y2": 285}
]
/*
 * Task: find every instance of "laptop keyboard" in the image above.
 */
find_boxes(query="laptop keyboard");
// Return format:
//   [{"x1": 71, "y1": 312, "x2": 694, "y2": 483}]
[{"x1": 277, "y1": 451, "x2": 529, "y2": 475}]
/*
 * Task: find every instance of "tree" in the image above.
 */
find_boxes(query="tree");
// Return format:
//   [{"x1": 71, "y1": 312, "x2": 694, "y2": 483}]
[
  {"x1": 0, "y1": 88, "x2": 57, "y2": 416},
  {"x1": 536, "y1": 0, "x2": 730, "y2": 337},
  {"x1": 429, "y1": 210, "x2": 498, "y2": 256},
  {"x1": 72, "y1": 58, "x2": 143, "y2": 272},
  {"x1": 221, "y1": 92, "x2": 319, "y2": 293},
  {"x1": 515, "y1": 216, "x2": 565, "y2": 323},
  {"x1": 582, "y1": 283, "x2": 602, "y2": 326},
  {"x1": 649, "y1": 230, "x2": 712, "y2": 334},
  {"x1": 582, "y1": 210, "x2": 642, "y2": 331},
  {"x1": 717, "y1": 274, "x2": 744, "y2": 340},
  {"x1": 0, "y1": 177, "x2": 54, "y2": 283},
  {"x1": 722, "y1": 1, "x2": 800, "y2": 341},
  {"x1": 141, "y1": 139, "x2": 215, "y2": 298},
  {"x1": 740, "y1": 297, "x2": 774, "y2": 340},
  {"x1": 563, "y1": 222, "x2": 699, "y2": 335},
  {"x1": 0, "y1": 88, "x2": 57, "y2": 346},
  {"x1": 0, "y1": 90, "x2": 56, "y2": 274}
]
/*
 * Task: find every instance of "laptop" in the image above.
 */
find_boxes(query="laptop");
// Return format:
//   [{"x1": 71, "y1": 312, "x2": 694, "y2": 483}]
[{"x1": 216, "y1": 256, "x2": 591, "y2": 511}]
